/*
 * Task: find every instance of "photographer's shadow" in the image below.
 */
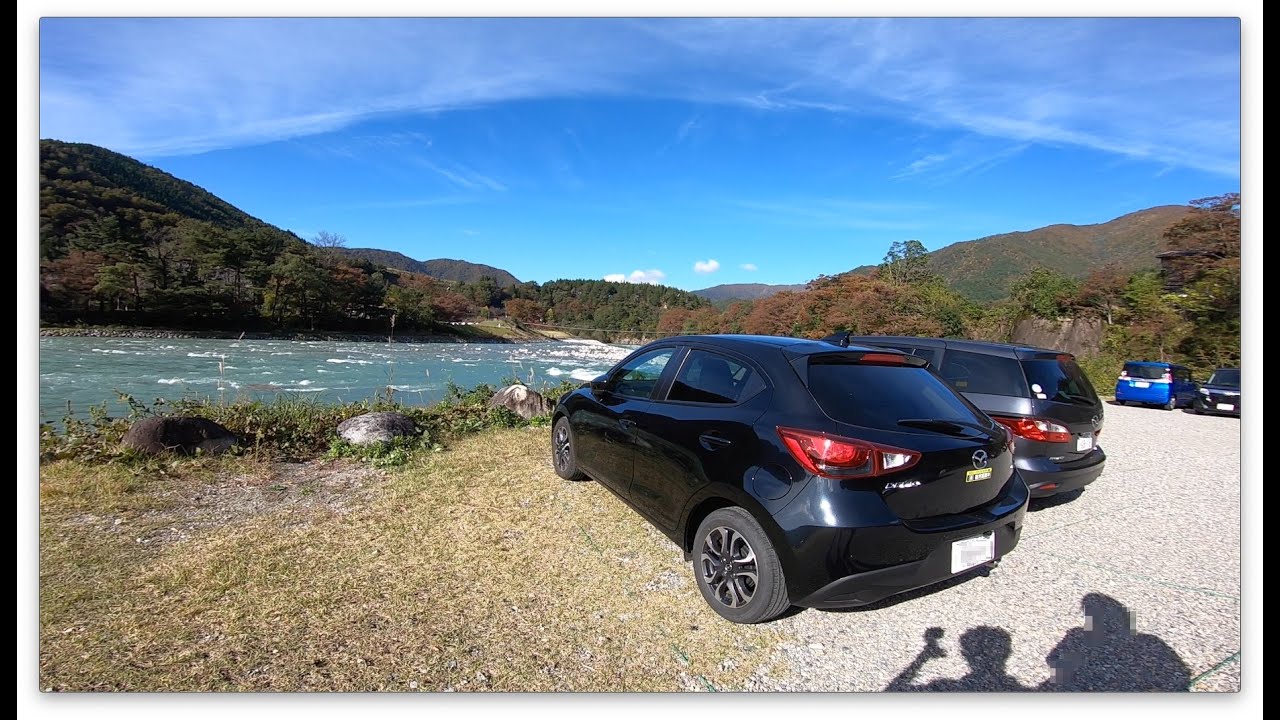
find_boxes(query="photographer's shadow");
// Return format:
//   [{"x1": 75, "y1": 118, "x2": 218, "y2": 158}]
[{"x1": 886, "y1": 593, "x2": 1191, "y2": 692}]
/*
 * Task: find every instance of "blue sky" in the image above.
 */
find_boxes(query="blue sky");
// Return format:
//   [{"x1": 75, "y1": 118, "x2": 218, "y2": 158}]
[{"x1": 38, "y1": 17, "x2": 1240, "y2": 290}]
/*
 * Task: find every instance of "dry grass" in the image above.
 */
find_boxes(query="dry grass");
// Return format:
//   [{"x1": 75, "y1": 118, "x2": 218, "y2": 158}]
[{"x1": 39, "y1": 428, "x2": 781, "y2": 691}]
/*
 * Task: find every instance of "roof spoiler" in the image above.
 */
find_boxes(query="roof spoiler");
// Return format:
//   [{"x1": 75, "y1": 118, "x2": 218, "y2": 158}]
[{"x1": 821, "y1": 331, "x2": 851, "y2": 347}]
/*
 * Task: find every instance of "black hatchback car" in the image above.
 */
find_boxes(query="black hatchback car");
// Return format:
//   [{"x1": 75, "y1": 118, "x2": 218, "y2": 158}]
[
  {"x1": 551, "y1": 335, "x2": 1028, "y2": 623},
  {"x1": 835, "y1": 335, "x2": 1107, "y2": 499}
]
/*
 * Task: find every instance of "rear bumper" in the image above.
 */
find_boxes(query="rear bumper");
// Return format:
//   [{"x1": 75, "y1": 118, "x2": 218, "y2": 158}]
[
  {"x1": 1017, "y1": 447, "x2": 1106, "y2": 498},
  {"x1": 795, "y1": 519, "x2": 1023, "y2": 608},
  {"x1": 1114, "y1": 385, "x2": 1171, "y2": 404},
  {"x1": 783, "y1": 475, "x2": 1029, "y2": 609}
]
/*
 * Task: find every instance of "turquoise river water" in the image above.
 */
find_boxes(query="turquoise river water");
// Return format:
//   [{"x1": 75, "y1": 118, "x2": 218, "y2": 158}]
[{"x1": 38, "y1": 336, "x2": 634, "y2": 421}]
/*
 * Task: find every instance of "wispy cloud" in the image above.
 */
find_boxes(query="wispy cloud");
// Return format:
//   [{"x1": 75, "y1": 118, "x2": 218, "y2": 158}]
[
  {"x1": 413, "y1": 157, "x2": 507, "y2": 192},
  {"x1": 693, "y1": 259, "x2": 720, "y2": 274},
  {"x1": 893, "y1": 139, "x2": 1031, "y2": 183},
  {"x1": 604, "y1": 269, "x2": 667, "y2": 285},
  {"x1": 893, "y1": 153, "x2": 950, "y2": 179},
  {"x1": 320, "y1": 196, "x2": 475, "y2": 211},
  {"x1": 39, "y1": 18, "x2": 1239, "y2": 175},
  {"x1": 740, "y1": 263, "x2": 758, "y2": 272},
  {"x1": 732, "y1": 198, "x2": 931, "y2": 231}
]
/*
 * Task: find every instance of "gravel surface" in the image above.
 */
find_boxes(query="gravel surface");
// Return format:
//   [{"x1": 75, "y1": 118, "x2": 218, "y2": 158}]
[{"x1": 738, "y1": 403, "x2": 1241, "y2": 692}]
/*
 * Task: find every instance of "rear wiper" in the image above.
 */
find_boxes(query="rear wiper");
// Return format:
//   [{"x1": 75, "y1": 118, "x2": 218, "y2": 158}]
[{"x1": 897, "y1": 418, "x2": 994, "y2": 438}]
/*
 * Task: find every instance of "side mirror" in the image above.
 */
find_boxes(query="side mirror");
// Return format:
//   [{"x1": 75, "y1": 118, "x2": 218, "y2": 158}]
[{"x1": 588, "y1": 377, "x2": 611, "y2": 395}]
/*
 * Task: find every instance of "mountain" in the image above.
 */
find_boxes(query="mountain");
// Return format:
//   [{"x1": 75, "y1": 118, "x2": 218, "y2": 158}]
[
  {"x1": 693, "y1": 283, "x2": 808, "y2": 302},
  {"x1": 419, "y1": 258, "x2": 520, "y2": 286},
  {"x1": 334, "y1": 248, "x2": 520, "y2": 286},
  {"x1": 39, "y1": 139, "x2": 295, "y2": 259},
  {"x1": 851, "y1": 206, "x2": 1192, "y2": 302}
]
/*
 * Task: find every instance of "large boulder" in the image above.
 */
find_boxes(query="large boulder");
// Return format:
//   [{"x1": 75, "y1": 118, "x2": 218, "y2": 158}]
[
  {"x1": 121, "y1": 416, "x2": 239, "y2": 456},
  {"x1": 337, "y1": 411, "x2": 418, "y2": 446},
  {"x1": 488, "y1": 384, "x2": 553, "y2": 420}
]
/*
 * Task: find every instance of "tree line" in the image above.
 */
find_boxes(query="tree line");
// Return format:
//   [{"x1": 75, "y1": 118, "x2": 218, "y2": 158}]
[{"x1": 650, "y1": 194, "x2": 1241, "y2": 378}]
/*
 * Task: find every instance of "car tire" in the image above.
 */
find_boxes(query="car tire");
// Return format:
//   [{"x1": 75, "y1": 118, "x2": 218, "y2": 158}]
[
  {"x1": 1163, "y1": 397, "x2": 1177, "y2": 411},
  {"x1": 692, "y1": 507, "x2": 790, "y2": 624},
  {"x1": 551, "y1": 417, "x2": 587, "y2": 481}
]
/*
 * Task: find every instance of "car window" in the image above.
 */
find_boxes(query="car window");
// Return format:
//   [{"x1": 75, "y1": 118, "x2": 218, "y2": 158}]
[
  {"x1": 666, "y1": 350, "x2": 763, "y2": 404},
  {"x1": 1022, "y1": 356, "x2": 1099, "y2": 406},
  {"x1": 808, "y1": 361, "x2": 988, "y2": 431},
  {"x1": 937, "y1": 350, "x2": 1029, "y2": 397},
  {"x1": 612, "y1": 348, "x2": 675, "y2": 400},
  {"x1": 1207, "y1": 368, "x2": 1240, "y2": 387},
  {"x1": 1122, "y1": 363, "x2": 1166, "y2": 380}
]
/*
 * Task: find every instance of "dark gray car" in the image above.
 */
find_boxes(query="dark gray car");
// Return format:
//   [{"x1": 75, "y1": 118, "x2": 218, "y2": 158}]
[{"x1": 827, "y1": 334, "x2": 1106, "y2": 498}]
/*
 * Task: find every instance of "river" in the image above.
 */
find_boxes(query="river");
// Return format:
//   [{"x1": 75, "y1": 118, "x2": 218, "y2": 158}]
[{"x1": 38, "y1": 336, "x2": 633, "y2": 421}]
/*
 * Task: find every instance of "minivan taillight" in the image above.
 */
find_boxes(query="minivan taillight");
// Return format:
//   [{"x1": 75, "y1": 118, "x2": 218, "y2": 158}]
[
  {"x1": 777, "y1": 427, "x2": 920, "y2": 480},
  {"x1": 991, "y1": 416, "x2": 1071, "y2": 443}
]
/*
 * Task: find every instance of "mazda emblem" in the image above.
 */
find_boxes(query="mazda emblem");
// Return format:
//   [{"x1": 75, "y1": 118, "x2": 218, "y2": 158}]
[
  {"x1": 1091, "y1": 415, "x2": 1102, "y2": 429},
  {"x1": 972, "y1": 450, "x2": 990, "y2": 469}
]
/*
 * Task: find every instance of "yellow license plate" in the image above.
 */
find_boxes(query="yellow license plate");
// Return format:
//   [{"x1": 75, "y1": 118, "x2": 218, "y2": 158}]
[{"x1": 965, "y1": 468, "x2": 993, "y2": 483}]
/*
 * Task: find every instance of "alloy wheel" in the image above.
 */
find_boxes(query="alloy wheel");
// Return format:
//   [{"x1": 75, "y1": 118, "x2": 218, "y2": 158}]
[
  {"x1": 553, "y1": 423, "x2": 572, "y2": 472},
  {"x1": 699, "y1": 526, "x2": 759, "y2": 608}
]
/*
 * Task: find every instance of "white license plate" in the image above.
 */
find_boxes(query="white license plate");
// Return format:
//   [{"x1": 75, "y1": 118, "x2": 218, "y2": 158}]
[
  {"x1": 1076, "y1": 435, "x2": 1094, "y2": 452},
  {"x1": 951, "y1": 533, "x2": 995, "y2": 574},
  {"x1": 1216, "y1": 403, "x2": 1235, "y2": 411},
  {"x1": 1134, "y1": 381, "x2": 1151, "y2": 388}
]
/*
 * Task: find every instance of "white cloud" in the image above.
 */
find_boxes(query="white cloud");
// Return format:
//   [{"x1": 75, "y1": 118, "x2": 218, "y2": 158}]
[
  {"x1": 693, "y1": 259, "x2": 720, "y2": 274},
  {"x1": 38, "y1": 18, "x2": 1240, "y2": 175},
  {"x1": 740, "y1": 263, "x2": 758, "y2": 272},
  {"x1": 604, "y1": 269, "x2": 666, "y2": 285}
]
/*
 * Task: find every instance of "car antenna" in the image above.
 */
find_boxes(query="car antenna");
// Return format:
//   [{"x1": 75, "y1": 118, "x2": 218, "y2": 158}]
[{"x1": 822, "y1": 331, "x2": 851, "y2": 347}]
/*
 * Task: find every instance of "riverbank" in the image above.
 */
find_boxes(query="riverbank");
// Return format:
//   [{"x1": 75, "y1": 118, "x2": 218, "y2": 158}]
[{"x1": 39, "y1": 322, "x2": 560, "y2": 344}]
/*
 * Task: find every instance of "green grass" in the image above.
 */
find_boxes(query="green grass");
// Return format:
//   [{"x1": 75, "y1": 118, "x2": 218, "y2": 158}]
[{"x1": 39, "y1": 380, "x2": 580, "y2": 464}]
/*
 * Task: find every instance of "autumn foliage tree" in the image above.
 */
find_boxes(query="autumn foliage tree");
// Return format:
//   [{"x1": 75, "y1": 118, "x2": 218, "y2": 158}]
[{"x1": 503, "y1": 298, "x2": 546, "y2": 324}]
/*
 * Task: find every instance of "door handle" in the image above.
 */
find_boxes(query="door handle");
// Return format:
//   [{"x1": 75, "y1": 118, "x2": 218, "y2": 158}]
[{"x1": 699, "y1": 432, "x2": 732, "y2": 451}]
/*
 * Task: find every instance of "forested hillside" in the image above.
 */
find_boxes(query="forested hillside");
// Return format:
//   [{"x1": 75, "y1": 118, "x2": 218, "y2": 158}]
[{"x1": 334, "y1": 247, "x2": 520, "y2": 286}]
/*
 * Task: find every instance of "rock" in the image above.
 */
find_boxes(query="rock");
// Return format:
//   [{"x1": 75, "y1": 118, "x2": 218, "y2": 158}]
[
  {"x1": 337, "y1": 411, "x2": 418, "y2": 445},
  {"x1": 487, "y1": 384, "x2": 553, "y2": 420},
  {"x1": 120, "y1": 416, "x2": 238, "y2": 456}
]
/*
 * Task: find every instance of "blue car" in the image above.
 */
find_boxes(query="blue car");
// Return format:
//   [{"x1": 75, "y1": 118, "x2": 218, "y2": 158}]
[{"x1": 1113, "y1": 361, "x2": 1198, "y2": 410}]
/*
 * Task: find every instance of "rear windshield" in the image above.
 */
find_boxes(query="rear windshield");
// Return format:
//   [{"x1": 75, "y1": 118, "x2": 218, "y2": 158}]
[
  {"x1": 807, "y1": 361, "x2": 986, "y2": 431},
  {"x1": 1123, "y1": 363, "x2": 1167, "y2": 380},
  {"x1": 1022, "y1": 357, "x2": 1100, "y2": 406},
  {"x1": 1207, "y1": 368, "x2": 1240, "y2": 387},
  {"x1": 937, "y1": 349, "x2": 1029, "y2": 397}
]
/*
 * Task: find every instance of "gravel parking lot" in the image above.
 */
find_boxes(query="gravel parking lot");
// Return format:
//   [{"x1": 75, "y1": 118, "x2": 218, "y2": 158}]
[{"x1": 740, "y1": 402, "x2": 1242, "y2": 692}]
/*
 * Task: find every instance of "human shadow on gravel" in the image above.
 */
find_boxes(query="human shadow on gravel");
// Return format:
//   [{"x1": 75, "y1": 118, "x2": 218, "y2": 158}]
[{"x1": 884, "y1": 593, "x2": 1191, "y2": 692}]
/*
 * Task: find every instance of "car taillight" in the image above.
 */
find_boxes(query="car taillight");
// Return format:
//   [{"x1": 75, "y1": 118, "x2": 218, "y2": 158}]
[
  {"x1": 991, "y1": 416, "x2": 1072, "y2": 443},
  {"x1": 1160, "y1": 372, "x2": 1173, "y2": 383},
  {"x1": 777, "y1": 427, "x2": 919, "y2": 479},
  {"x1": 1118, "y1": 370, "x2": 1128, "y2": 379}
]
